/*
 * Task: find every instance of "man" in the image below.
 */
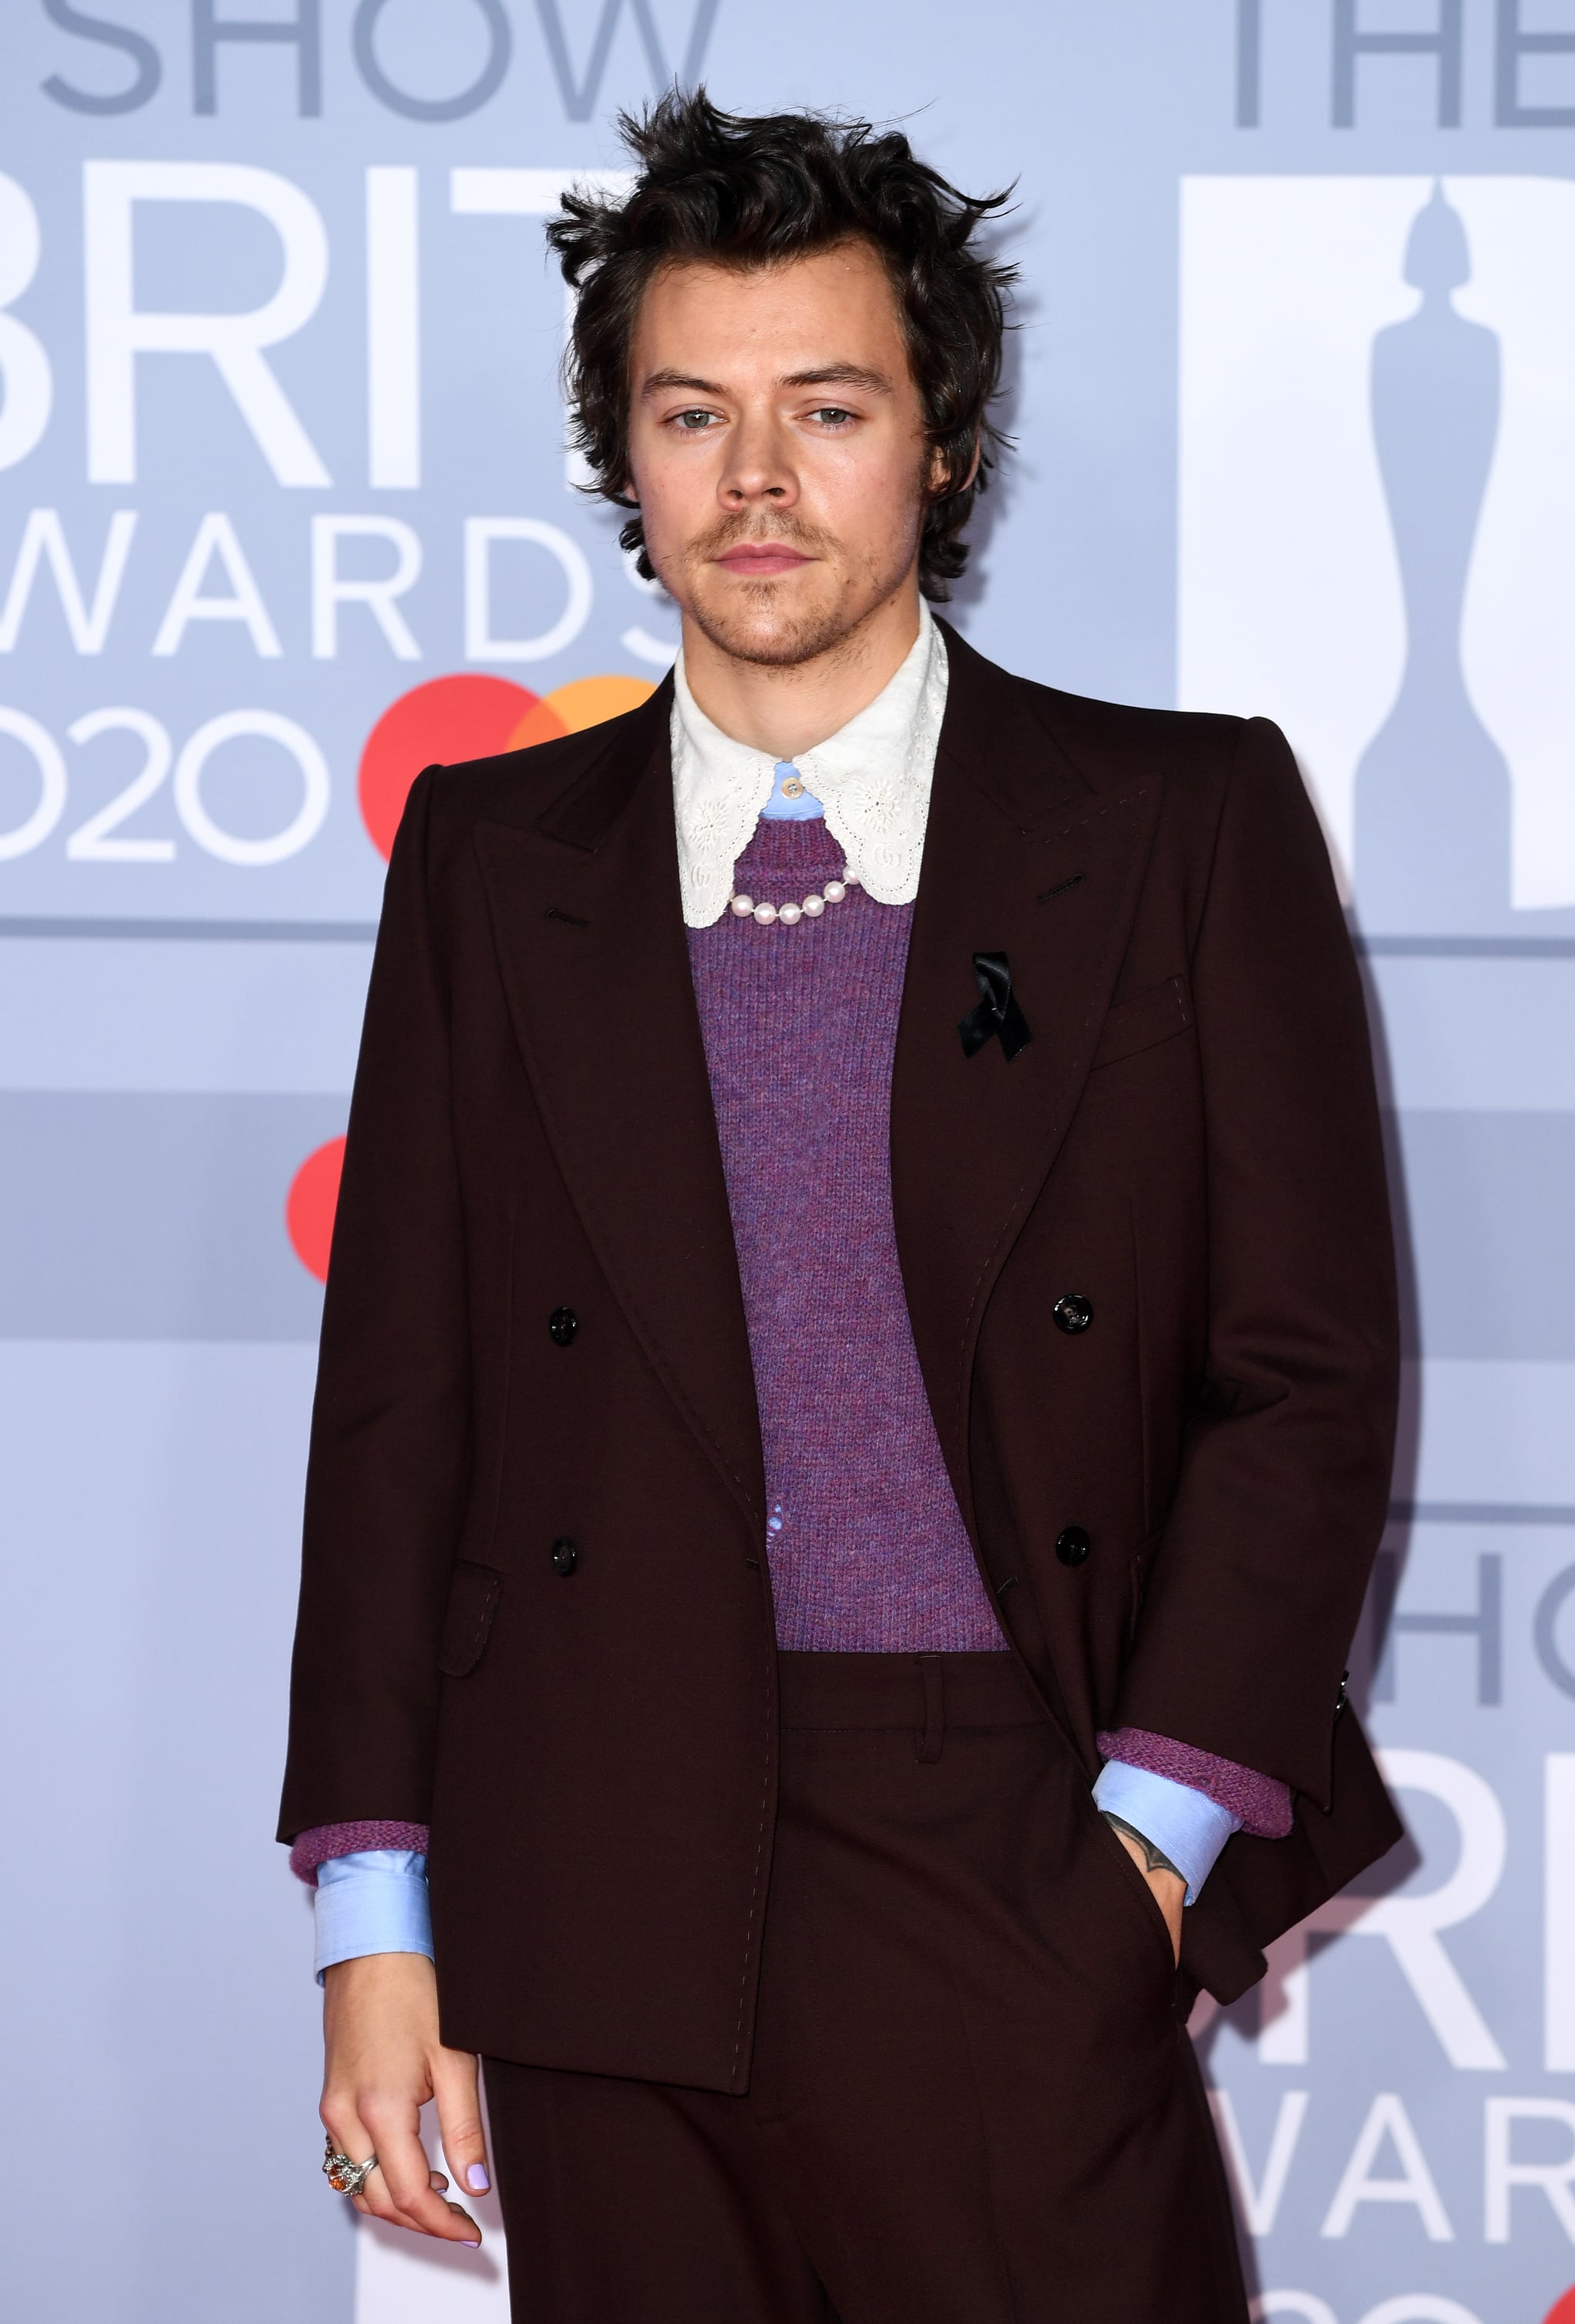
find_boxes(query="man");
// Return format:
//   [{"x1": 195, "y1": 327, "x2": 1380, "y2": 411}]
[{"x1": 280, "y1": 93, "x2": 1400, "y2": 2322}]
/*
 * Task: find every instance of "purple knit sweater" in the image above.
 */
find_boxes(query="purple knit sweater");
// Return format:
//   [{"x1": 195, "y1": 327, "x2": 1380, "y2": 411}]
[
  {"x1": 688, "y1": 818, "x2": 1002, "y2": 1652},
  {"x1": 290, "y1": 816, "x2": 1290, "y2": 1881}
]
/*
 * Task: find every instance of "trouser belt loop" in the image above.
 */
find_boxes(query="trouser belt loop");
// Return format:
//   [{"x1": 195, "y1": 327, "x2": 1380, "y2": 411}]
[{"x1": 916, "y1": 1654, "x2": 944, "y2": 1764}]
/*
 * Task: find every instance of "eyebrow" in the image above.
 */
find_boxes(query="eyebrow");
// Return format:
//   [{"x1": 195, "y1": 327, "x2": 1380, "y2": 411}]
[
  {"x1": 640, "y1": 370, "x2": 724, "y2": 397},
  {"x1": 780, "y1": 364, "x2": 893, "y2": 395},
  {"x1": 638, "y1": 362, "x2": 894, "y2": 399}
]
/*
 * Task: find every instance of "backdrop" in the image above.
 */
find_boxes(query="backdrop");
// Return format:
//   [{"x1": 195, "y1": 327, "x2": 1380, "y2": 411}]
[{"x1": 2, "y1": 6, "x2": 1573, "y2": 2321}]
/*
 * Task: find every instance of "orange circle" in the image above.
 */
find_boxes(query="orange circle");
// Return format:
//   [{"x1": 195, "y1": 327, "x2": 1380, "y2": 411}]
[
  {"x1": 507, "y1": 699, "x2": 572, "y2": 751},
  {"x1": 286, "y1": 1137, "x2": 346, "y2": 1283},
  {"x1": 549, "y1": 674, "x2": 658, "y2": 729},
  {"x1": 507, "y1": 673, "x2": 657, "y2": 752},
  {"x1": 1543, "y1": 2292, "x2": 1575, "y2": 2324},
  {"x1": 358, "y1": 675, "x2": 539, "y2": 861}
]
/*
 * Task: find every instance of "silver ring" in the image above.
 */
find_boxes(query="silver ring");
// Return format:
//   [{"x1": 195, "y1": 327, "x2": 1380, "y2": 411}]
[{"x1": 323, "y1": 2134, "x2": 380, "y2": 2198}]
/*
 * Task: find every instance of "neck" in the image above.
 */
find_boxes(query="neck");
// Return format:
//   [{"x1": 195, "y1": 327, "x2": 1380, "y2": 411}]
[{"x1": 680, "y1": 577, "x2": 924, "y2": 759}]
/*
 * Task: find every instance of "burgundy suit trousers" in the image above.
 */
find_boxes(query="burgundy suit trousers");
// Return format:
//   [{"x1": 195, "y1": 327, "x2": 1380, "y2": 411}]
[{"x1": 484, "y1": 1651, "x2": 1249, "y2": 2322}]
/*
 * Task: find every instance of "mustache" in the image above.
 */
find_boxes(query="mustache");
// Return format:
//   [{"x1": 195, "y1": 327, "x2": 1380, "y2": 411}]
[{"x1": 691, "y1": 513, "x2": 836, "y2": 560}]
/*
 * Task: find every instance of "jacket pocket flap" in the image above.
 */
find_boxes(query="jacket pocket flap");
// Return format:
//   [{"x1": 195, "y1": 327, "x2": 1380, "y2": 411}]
[
  {"x1": 438, "y1": 1560, "x2": 503, "y2": 1677},
  {"x1": 1093, "y1": 975, "x2": 1193, "y2": 1069}
]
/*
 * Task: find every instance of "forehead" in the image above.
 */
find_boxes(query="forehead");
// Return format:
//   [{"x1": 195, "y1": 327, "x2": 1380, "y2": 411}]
[{"x1": 632, "y1": 241, "x2": 911, "y2": 381}]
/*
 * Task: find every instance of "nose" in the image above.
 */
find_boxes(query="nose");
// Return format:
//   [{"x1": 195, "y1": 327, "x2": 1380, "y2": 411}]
[{"x1": 718, "y1": 408, "x2": 798, "y2": 514}]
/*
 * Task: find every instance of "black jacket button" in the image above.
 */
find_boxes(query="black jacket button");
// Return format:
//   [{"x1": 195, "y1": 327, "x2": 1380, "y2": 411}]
[
  {"x1": 548, "y1": 1306, "x2": 578, "y2": 1346},
  {"x1": 1055, "y1": 1525, "x2": 1091, "y2": 1566},
  {"x1": 1053, "y1": 1295, "x2": 1093, "y2": 1335},
  {"x1": 551, "y1": 1536, "x2": 579, "y2": 1576}
]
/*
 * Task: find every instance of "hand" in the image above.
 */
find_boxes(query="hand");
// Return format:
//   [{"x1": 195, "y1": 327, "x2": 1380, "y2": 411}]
[
  {"x1": 1109, "y1": 1824, "x2": 1185, "y2": 1965},
  {"x1": 321, "y1": 1952, "x2": 489, "y2": 2244}
]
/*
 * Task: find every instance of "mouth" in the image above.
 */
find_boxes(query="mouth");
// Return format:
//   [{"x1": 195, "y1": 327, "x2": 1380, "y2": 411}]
[{"x1": 713, "y1": 544, "x2": 813, "y2": 577}]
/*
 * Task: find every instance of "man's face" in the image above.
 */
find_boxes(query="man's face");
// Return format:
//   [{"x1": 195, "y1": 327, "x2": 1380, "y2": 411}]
[{"x1": 625, "y1": 240, "x2": 938, "y2": 669}]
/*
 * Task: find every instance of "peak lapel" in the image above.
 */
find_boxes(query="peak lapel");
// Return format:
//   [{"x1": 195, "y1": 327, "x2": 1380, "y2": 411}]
[
  {"x1": 473, "y1": 695, "x2": 764, "y2": 1532},
  {"x1": 892, "y1": 632, "x2": 1164, "y2": 1529}
]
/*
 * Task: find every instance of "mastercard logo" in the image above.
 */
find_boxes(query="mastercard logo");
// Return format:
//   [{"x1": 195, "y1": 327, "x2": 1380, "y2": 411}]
[
  {"x1": 286, "y1": 1135, "x2": 345, "y2": 1283},
  {"x1": 357, "y1": 670, "x2": 657, "y2": 861},
  {"x1": 290, "y1": 672, "x2": 654, "y2": 1276}
]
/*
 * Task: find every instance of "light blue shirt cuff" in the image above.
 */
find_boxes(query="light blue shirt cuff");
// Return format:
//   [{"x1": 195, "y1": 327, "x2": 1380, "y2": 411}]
[
  {"x1": 1092, "y1": 1760, "x2": 1240, "y2": 1905},
  {"x1": 312, "y1": 1849, "x2": 433, "y2": 1983}
]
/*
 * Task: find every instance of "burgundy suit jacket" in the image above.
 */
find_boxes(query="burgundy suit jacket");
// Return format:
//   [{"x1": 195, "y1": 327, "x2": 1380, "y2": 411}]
[{"x1": 278, "y1": 623, "x2": 1402, "y2": 2089}]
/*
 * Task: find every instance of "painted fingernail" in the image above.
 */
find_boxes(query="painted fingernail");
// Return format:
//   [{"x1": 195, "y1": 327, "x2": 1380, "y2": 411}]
[
  {"x1": 466, "y1": 2164, "x2": 490, "y2": 2192},
  {"x1": 462, "y1": 2238, "x2": 481, "y2": 2248}
]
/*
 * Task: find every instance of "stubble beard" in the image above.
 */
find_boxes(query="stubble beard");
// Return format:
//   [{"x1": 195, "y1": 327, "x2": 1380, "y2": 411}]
[{"x1": 655, "y1": 513, "x2": 918, "y2": 674}]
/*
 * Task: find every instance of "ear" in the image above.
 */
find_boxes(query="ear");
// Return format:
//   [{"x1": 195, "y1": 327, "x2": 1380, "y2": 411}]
[{"x1": 925, "y1": 435, "x2": 981, "y2": 502}]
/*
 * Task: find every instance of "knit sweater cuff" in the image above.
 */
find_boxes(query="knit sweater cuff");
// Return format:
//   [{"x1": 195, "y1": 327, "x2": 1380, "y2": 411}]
[
  {"x1": 1096, "y1": 1728, "x2": 1293, "y2": 1839},
  {"x1": 288, "y1": 1821, "x2": 432, "y2": 1886}
]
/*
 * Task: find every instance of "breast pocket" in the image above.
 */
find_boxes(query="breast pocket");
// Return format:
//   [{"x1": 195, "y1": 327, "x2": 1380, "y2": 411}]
[
  {"x1": 1092, "y1": 975, "x2": 1193, "y2": 1070},
  {"x1": 438, "y1": 1559, "x2": 504, "y2": 1677}
]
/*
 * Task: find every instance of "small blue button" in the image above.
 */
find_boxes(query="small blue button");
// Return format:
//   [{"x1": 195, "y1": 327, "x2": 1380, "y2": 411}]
[{"x1": 761, "y1": 762, "x2": 824, "y2": 822}]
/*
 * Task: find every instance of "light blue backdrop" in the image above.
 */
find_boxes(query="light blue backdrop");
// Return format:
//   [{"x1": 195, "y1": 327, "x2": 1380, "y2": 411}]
[{"x1": 2, "y1": 5, "x2": 1572, "y2": 2321}]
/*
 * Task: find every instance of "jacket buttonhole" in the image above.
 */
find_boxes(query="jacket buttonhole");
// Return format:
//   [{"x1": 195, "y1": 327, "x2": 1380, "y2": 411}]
[{"x1": 744, "y1": 1557, "x2": 761, "y2": 1571}]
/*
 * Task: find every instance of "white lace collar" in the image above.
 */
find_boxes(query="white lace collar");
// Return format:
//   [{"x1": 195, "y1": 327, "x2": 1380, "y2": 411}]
[{"x1": 670, "y1": 602, "x2": 949, "y2": 929}]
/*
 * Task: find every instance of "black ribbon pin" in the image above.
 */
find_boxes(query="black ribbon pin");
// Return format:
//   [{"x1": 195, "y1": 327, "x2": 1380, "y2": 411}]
[{"x1": 958, "y1": 951, "x2": 1032, "y2": 1062}]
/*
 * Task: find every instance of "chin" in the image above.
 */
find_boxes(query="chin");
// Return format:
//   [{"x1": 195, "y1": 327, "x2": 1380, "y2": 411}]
[{"x1": 689, "y1": 584, "x2": 866, "y2": 671}]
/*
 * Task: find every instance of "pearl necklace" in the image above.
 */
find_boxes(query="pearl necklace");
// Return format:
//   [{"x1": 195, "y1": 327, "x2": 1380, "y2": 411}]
[{"x1": 728, "y1": 871, "x2": 857, "y2": 929}]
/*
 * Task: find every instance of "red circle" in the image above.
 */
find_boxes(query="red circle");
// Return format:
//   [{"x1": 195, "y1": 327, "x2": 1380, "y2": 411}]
[
  {"x1": 287, "y1": 1137, "x2": 346, "y2": 1282},
  {"x1": 357, "y1": 675, "x2": 539, "y2": 860},
  {"x1": 1543, "y1": 2292, "x2": 1575, "y2": 2324}
]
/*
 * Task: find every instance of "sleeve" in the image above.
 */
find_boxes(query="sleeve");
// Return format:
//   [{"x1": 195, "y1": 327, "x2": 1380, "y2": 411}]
[
  {"x1": 1094, "y1": 1723, "x2": 1293, "y2": 1906},
  {"x1": 1111, "y1": 717, "x2": 1400, "y2": 1808},
  {"x1": 1091, "y1": 1761, "x2": 1236, "y2": 1906},
  {"x1": 276, "y1": 766, "x2": 472, "y2": 1844},
  {"x1": 289, "y1": 1820, "x2": 433, "y2": 1886},
  {"x1": 312, "y1": 1851, "x2": 434, "y2": 1983},
  {"x1": 1095, "y1": 1727, "x2": 1292, "y2": 1837}
]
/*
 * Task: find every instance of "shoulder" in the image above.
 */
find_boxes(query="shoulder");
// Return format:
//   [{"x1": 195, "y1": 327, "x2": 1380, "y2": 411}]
[
  {"x1": 425, "y1": 697, "x2": 666, "y2": 825},
  {"x1": 944, "y1": 625, "x2": 1245, "y2": 782},
  {"x1": 939, "y1": 622, "x2": 1279, "y2": 832},
  {"x1": 1020, "y1": 682, "x2": 1299, "y2": 837},
  {"x1": 1021, "y1": 681, "x2": 1250, "y2": 790},
  {"x1": 396, "y1": 682, "x2": 671, "y2": 867}
]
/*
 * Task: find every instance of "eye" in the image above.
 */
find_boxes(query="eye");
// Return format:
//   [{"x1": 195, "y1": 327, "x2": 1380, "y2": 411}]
[
  {"x1": 811, "y1": 406, "x2": 856, "y2": 427},
  {"x1": 673, "y1": 408, "x2": 716, "y2": 432}
]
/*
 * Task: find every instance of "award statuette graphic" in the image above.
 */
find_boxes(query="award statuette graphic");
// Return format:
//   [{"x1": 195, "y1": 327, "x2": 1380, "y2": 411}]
[{"x1": 1353, "y1": 184, "x2": 1513, "y2": 935}]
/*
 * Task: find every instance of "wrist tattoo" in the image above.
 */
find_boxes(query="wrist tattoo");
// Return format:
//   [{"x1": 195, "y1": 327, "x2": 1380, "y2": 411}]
[{"x1": 1101, "y1": 1812, "x2": 1183, "y2": 1882}]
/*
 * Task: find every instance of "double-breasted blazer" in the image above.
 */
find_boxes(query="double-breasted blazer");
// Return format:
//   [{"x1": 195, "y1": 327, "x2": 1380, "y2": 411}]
[{"x1": 279, "y1": 622, "x2": 1403, "y2": 2089}]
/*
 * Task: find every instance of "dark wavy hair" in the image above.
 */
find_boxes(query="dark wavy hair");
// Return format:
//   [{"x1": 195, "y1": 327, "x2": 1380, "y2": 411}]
[{"x1": 545, "y1": 92, "x2": 1015, "y2": 600}]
